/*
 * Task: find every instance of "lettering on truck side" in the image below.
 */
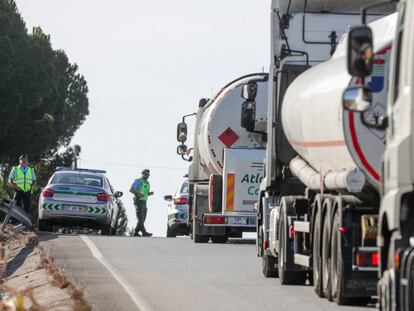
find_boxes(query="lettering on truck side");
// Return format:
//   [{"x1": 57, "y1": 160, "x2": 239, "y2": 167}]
[{"x1": 241, "y1": 173, "x2": 263, "y2": 196}]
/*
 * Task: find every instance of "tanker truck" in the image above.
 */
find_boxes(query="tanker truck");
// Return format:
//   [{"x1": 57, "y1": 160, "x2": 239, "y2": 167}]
[
  {"x1": 247, "y1": 0, "x2": 395, "y2": 305},
  {"x1": 343, "y1": 1, "x2": 414, "y2": 309},
  {"x1": 176, "y1": 73, "x2": 268, "y2": 243}
]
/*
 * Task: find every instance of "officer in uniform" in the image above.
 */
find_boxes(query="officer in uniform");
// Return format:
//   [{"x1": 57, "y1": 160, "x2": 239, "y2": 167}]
[
  {"x1": 8, "y1": 155, "x2": 37, "y2": 214},
  {"x1": 130, "y1": 169, "x2": 153, "y2": 237}
]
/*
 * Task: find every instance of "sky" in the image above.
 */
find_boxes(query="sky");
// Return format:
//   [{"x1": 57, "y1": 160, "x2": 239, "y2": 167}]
[{"x1": 15, "y1": 0, "x2": 270, "y2": 236}]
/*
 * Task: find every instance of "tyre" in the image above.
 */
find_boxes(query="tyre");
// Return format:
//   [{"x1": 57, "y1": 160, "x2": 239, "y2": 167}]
[
  {"x1": 37, "y1": 219, "x2": 52, "y2": 232},
  {"x1": 192, "y1": 221, "x2": 209, "y2": 243},
  {"x1": 401, "y1": 248, "x2": 414, "y2": 311},
  {"x1": 211, "y1": 235, "x2": 228, "y2": 244},
  {"x1": 278, "y1": 214, "x2": 307, "y2": 285},
  {"x1": 322, "y1": 211, "x2": 332, "y2": 300},
  {"x1": 262, "y1": 255, "x2": 278, "y2": 278},
  {"x1": 166, "y1": 225, "x2": 177, "y2": 238},
  {"x1": 330, "y1": 208, "x2": 347, "y2": 305},
  {"x1": 101, "y1": 224, "x2": 112, "y2": 236},
  {"x1": 313, "y1": 207, "x2": 323, "y2": 297}
]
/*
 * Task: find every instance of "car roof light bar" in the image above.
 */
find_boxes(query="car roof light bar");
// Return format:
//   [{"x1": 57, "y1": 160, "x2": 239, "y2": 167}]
[{"x1": 55, "y1": 166, "x2": 107, "y2": 174}]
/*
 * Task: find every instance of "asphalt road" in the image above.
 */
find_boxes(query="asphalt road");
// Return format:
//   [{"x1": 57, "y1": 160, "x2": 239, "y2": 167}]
[{"x1": 39, "y1": 235, "x2": 374, "y2": 311}]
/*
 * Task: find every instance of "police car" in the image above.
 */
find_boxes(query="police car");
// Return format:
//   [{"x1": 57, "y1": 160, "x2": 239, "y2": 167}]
[
  {"x1": 164, "y1": 180, "x2": 189, "y2": 237},
  {"x1": 38, "y1": 167, "x2": 123, "y2": 235}
]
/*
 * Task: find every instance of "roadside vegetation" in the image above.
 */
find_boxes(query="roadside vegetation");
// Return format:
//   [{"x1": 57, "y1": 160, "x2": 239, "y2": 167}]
[{"x1": 0, "y1": 0, "x2": 128, "y2": 234}]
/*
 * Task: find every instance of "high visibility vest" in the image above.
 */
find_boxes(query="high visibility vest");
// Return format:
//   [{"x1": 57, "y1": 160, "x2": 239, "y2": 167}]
[
  {"x1": 15, "y1": 166, "x2": 34, "y2": 192},
  {"x1": 137, "y1": 178, "x2": 150, "y2": 201}
]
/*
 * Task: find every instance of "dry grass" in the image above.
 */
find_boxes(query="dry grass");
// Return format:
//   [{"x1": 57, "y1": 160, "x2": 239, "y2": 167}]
[
  {"x1": 38, "y1": 248, "x2": 92, "y2": 311},
  {"x1": 0, "y1": 284, "x2": 47, "y2": 311}
]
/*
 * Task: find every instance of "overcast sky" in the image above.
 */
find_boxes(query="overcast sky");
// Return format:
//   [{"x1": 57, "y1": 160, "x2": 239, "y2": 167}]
[{"x1": 15, "y1": 0, "x2": 270, "y2": 236}]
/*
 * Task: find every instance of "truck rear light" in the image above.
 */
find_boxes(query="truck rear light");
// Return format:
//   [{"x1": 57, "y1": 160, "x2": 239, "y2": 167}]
[
  {"x1": 97, "y1": 192, "x2": 109, "y2": 202},
  {"x1": 356, "y1": 251, "x2": 379, "y2": 267},
  {"x1": 204, "y1": 216, "x2": 225, "y2": 225},
  {"x1": 173, "y1": 197, "x2": 188, "y2": 205},
  {"x1": 371, "y1": 252, "x2": 379, "y2": 266},
  {"x1": 289, "y1": 225, "x2": 295, "y2": 239},
  {"x1": 339, "y1": 226, "x2": 348, "y2": 234},
  {"x1": 41, "y1": 188, "x2": 54, "y2": 198},
  {"x1": 263, "y1": 240, "x2": 268, "y2": 250}
]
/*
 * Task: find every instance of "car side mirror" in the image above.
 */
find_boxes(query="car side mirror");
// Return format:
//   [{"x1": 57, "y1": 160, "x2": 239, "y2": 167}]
[
  {"x1": 114, "y1": 191, "x2": 123, "y2": 198},
  {"x1": 177, "y1": 122, "x2": 188, "y2": 143},
  {"x1": 164, "y1": 195, "x2": 173, "y2": 201},
  {"x1": 347, "y1": 25, "x2": 373, "y2": 77},
  {"x1": 241, "y1": 82, "x2": 258, "y2": 100}
]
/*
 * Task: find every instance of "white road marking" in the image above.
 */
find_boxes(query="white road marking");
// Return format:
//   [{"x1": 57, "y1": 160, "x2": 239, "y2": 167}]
[{"x1": 80, "y1": 235, "x2": 150, "y2": 311}]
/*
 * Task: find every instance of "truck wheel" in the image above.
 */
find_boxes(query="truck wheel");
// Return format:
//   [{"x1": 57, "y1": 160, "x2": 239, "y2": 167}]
[
  {"x1": 262, "y1": 255, "x2": 278, "y2": 278},
  {"x1": 278, "y1": 215, "x2": 307, "y2": 285},
  {"x1": 401, "y1": 247, "x2": 414, "y2": 311},
  {"x1": 330, "y1": 208, "x2": 347, "y2": 305},
  {"x1": 166, "y1": 226, "x2": 176, "y2": 238},
  {"x1": 38, "y1": 219, "x2": 52, "y2": 232},
  {"x1": 192, "y1": 222, "x2": 209, "y2": 243},
  {"x1": 312, "y1": 208, "x2": 323, "y2": 297},
  {"x1": 322, "y1": 212, "x2": 332, "y2": 300},
  {"x1": 193, "y1": 234, "x2": 209, "y2": 243},
  {"x1": 211, "y1": 235, "x2": 228, "y2": 243}
]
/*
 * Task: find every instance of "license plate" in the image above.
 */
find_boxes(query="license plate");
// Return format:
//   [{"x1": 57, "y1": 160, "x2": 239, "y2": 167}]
[
  {"x1": 229, "y1": 217, "x2": 246, "y2": 225},
  {"x1": 247, "y1": 218, "x2": 256, "y2": 225},
  {"x1": 64, "y1": 205, "x2": 86, "y2": 212}
]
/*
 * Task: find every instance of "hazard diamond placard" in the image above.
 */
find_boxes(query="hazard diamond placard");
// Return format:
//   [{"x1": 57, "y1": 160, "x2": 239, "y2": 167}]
[{"x1": 218, "y1": 127, "x2": 239, "y2": 148}]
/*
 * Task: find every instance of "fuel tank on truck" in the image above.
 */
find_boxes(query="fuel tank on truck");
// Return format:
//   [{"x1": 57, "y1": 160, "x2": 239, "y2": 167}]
[
  {"x1": 197, "y1": 74, "x2": 268, "y2": 175},
  {"x1": 281, "y1": 13, "x2": 397, "y2": 190}
]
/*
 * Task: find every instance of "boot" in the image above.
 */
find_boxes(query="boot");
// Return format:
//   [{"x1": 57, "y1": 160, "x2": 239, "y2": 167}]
[{"x1": 142, "y1": 232, "x2": 152, "y2": 237}]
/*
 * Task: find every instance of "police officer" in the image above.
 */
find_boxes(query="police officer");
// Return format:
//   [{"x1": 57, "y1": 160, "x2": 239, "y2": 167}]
[
  {"x1": 8, "y1": 155, "x2": 37, "y2": 214},
  {"x1": 130, "y1": 169, "x2": 153, "y2": 237}
]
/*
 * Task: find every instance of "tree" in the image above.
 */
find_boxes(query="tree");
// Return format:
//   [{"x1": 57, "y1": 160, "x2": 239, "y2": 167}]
[{"x1": 0, "y1": 0, "x2": 89, "y2": 166}]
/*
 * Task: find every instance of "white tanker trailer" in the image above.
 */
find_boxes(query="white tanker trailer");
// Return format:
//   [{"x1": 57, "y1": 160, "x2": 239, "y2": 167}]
[
  {"x1": 247, "y1": 0, "x2": 396, "y2": 306},
  {"x1": 176, "y1": 73, "x2": 268, "y2": 243}
]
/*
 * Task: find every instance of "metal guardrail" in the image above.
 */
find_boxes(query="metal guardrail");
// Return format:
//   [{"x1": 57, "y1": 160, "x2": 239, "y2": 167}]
[{"x1": 0, "y1": 199, "x2": 34, "y2": 231}]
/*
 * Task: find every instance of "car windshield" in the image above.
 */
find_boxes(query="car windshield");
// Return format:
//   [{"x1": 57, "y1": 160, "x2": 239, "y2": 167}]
[
  {"x1": 180, "y1": 182, "x2": 189, "y2": 194},
  {"x1": 52, "y1": 173, "x2": 103, "y2": 188}
]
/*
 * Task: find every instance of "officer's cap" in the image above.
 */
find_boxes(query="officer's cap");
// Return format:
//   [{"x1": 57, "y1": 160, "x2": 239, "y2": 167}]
[
  {"x1": 19, "y1": 155, "x2": 28, "y2": 161},
  {"x1": 141, "y1": 169, "x2": 150, "y2": 175}
]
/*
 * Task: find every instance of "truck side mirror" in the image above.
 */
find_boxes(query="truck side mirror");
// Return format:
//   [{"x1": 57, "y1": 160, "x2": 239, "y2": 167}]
[
  {"x1": 347, "y1": 25, "x2": 373, "y2": 77},
  {"x1": 241, "y1": 100, "x2": 256, "y2": 132},
  {"x1": 163, "y1": 195, "x2": 173, "y2": 201},
  {"x1": 343, "y1": 86, "x2": 372, "y2": 112},
  {"x1": 241, "y1": 82, "x2": 258, "y2": 100},
  {"x1": 177, "y1": 122, "x2": 188, "y2": 143},
  {"x1": 114, "y1": 191, "x2": 123, "y2": 198},
  {"x1": 177, "y1": 144, "x2": 188, "y2": 156}
]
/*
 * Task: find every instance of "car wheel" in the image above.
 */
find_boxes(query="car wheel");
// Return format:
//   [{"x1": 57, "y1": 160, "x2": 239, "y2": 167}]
[
  {"x1": 167, "y1": 225, "x2": 177, "y2": 238},
  {"x1": 101, "y1": 224, "x2": 112, "y2": 236},
  {"x1": 211, "y1": 235, "x2": 228, "y2": 244},
  {"x1": 38, "y1": 219, "x2": 52, "y2": 232}
]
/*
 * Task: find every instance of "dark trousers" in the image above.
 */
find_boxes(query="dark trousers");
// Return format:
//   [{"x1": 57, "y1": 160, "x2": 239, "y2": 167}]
[
  {"x1": 14, "y1": 190, "x2": 31, "y2": 214},
  {"x1": 134, "y1": 200, "x2": 148, "y2": 234}
]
